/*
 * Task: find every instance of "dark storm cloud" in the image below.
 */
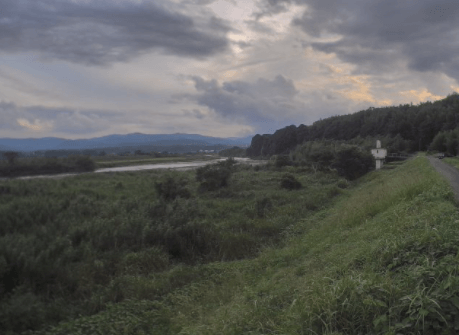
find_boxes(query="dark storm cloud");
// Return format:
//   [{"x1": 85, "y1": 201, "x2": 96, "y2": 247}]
[
  {"x1": 260, "y1": 0, "x2": 459, "y2": 81},
  {"x1": 0, "y1": 0, "x2": 230, "y2": 66},
  {"x1": 189, "y1": 75, "x2": 304, "y2": 133}
]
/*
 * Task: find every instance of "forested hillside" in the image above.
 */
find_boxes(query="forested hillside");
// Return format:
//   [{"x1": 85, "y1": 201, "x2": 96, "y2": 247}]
[{"x1": 247, "y1": 93, "x2": 459, "y2": 157}]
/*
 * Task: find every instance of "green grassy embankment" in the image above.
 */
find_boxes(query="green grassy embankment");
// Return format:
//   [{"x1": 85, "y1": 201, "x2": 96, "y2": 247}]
[
  {"x1": 156, "y1": 156, "x2": 459, "y2": 334},
  {"x1": 443, "y1": 156, "x2": 459, "y2": 170},
  {"x1": 3, "y1": 156, "x2": 459, "y2": 334}
]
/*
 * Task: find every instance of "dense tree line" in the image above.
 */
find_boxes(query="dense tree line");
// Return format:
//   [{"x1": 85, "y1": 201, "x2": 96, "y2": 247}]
[
  {"x1": 247, "y1": 93, "x2": 459, "y2": 157},
  {"x1": 429, "y1": 128, "x2": 459, "y2": 156},
  {"x1": 289, "y1": 141, "x2": 374, "y2": 180},
  {"x1": 218, "y1": 146, "x2": 246, "y2": 157}
]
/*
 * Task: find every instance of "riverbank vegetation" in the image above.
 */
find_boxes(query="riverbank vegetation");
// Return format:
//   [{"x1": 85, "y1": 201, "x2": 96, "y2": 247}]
[
  {"x1": 0, "y1": 159, "x2": 345, "y2": 334},
  {"x1": 218, "y1": 146, "x2": 246, "y2": 157},
  {"x1": 0, "y1": 155, "x2": 96, "y2": 178},
  {"x1": 2, "y1": 156, "x2": 459, "y2": 334}
]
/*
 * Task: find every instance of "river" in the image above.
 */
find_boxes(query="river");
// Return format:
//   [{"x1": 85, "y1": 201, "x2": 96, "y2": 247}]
[{"x1": 12, "y1": 157, "x2": 265, "y2": 180}]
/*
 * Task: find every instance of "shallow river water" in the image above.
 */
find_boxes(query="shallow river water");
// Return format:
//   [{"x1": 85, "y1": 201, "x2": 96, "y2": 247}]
[{"x1": 13, "y1": 157, "x2": 265, "y2": 180}]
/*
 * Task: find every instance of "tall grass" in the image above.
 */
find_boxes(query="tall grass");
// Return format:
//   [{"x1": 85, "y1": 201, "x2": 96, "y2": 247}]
[
  {"x1": 0, "y1": 162, "x2": 344, "y2": 334},
  {"x1": 6, "y1": 156, "x2": 458, "y2": 334},
  {"x1": 165, "y1": 156, "x2": 458, "y2": 334}
]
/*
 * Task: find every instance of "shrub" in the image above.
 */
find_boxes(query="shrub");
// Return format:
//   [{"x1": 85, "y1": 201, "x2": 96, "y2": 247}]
[
  {"x1": 280, "y1": 173, "x2": 302, "y2": 190},
  {"x1": 274, "y1": 155, "x2": 293, "y2": 168},
  {"x1": 218, "y1": 157, "x2": 237, "y2": 169},
  {"x1": 71, "y1": 155, "x2": 96, "y2": 172},
  {"x1": 145, "y1": 198, "x2": 216, "y2": 260},
  {"x1": 337, "y1": 179, "x2": 350, "y2": 189},
  {"x1": 255, "y1": 197, "x2": 273, "y2": 218},
  {"x1": 332, "y1": 145, "x2": 374, "y2": 180},
  {"x1": 155, "y1": 174, "x2": 191, "y2": 201},
  {"x1": 0, "y1": 185, "x2": 11, "y2": 195},
  {"x1": 118, "y1": 248, "x2": 169, "y2": 275},
  {"x1": 196, "y1": 158, "x2": 236, "y2": 192}
]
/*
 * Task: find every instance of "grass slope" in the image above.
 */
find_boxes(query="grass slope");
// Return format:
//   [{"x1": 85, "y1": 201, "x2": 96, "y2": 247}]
[
  {"x1": 443, "y1": 157, "x2": 459, "y2": 170},
  {"x1": 165, "y1": 156, "x2": 459, "y2": 334},
  {"x1": 4, "y1": 156, "x2": 459, "y2": 334}
]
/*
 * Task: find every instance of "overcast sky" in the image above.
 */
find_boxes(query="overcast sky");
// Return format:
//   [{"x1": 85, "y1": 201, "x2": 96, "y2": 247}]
[{"x1": 1, "y1": 0, "x2": 458, "y2": 139}]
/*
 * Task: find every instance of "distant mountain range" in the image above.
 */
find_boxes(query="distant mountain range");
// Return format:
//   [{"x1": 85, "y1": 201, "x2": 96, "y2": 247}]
[{"x1": 0, "y1": 133, "x2": 253, "y2": 153}]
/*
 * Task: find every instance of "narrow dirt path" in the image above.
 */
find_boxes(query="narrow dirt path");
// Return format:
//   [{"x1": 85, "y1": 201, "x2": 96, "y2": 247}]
[{"x1": 427, "y1": 156, "x2": 459, "y2": 201}]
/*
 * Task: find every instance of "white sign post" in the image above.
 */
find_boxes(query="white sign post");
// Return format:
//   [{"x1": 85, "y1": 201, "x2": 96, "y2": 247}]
[{"x1": 371, "y1": 140, "x2": 387, "y2": 170}]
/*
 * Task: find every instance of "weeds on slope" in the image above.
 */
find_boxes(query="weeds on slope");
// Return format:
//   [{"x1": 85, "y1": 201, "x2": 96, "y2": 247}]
[{"x1": 164, "y1": 157, "x2": 459, "y2": 334}]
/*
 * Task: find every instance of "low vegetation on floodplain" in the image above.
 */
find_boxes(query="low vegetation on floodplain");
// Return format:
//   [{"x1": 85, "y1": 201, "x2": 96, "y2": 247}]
[
  {"x1": 0, "y1": 159, "x2": 345, "y2": 334},
  {"x1": 0, "y1": 152, "x2": 222, "y2": 177},
  {"x1": 2, "y1": 155, "x2": 459, "y2": 334},
  {"x1": 0, "y1": 154, "x2": 96, "y2": 178}
]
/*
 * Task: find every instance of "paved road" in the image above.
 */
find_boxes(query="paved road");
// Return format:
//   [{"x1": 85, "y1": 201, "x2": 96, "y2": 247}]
[{"x1": 428, "y1": 156, "x2": 459, "y2": 201}]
